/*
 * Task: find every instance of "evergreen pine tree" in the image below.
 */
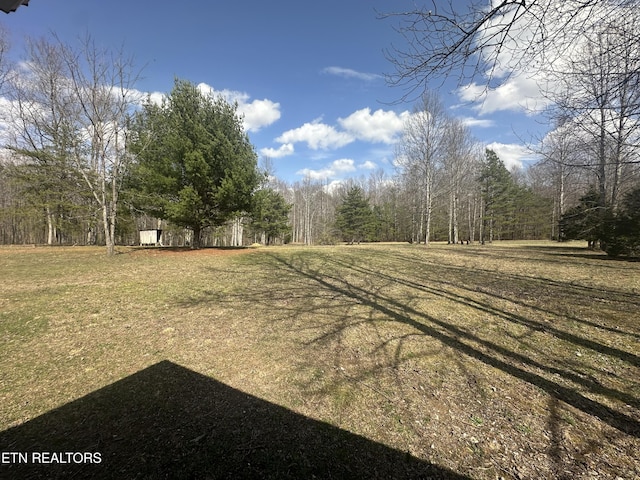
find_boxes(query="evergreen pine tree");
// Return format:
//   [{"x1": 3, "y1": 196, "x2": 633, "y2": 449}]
[
  {"x1": 128, "y1": 79, "x2": 260, "y2": 248},
  {"x1": 335, "y1": 186, "x2": 374, "y2": 244}
]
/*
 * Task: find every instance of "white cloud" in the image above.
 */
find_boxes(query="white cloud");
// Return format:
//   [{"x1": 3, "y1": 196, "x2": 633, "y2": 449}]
[
  {"x1": 338, "y1": 108, "x2": 410, "y2": 144},
  {"x1": 460, "y1": 116, "x2": 495, "y2": 128},
  {"x1": 296, "y1": 158, "x2": 356, "y2": 180},
  {"x1": 331, "y1": 158, "x2": 356, "y2": 173},
  {"x1": 277, "y1": 119, "x2": 353, "y2": 150},
  {"x1": 486, "y1": 142, "x2": 536, "y2": 170},
  {"x1": 237, "y1": 98, "x2": 281, "y2": 133},
  {"x1": 197, "y1": 82, "x2": 248, "y2": 104},
  {"x1": 454, "y1": 0, "x2": 605, "y2": 117},
  {"x1": 292, "y1": 158, "x2": 381, "y2": 182},
  {"x1": 127, "y1": 88, "x2": 166, "y2": 107},
  {"x1": 359, "y1": 160, "x2": 377, "y2": 170},
  {"x1": 0, "y1": 97, "x2": 21, "y2": 145},
  {"x1": 270, "y1": 108, "x2": 410, "y2": 156},
  {"x1": 196, "y1": 82, "x2": 281, "y2": 132},
  {"x1": 458, "y1": 75, "x2": 551, "y2": 115},
  {"x1": 475, "y1": 0, "x2": 607, "y2": 80},
  {"x1": 259, "y1": 143, "x2": 294, "y2": 159},
  {"x1": 296, "y1": 167, "x2": 335, "y2": 181},
  {"x1": 323, "y1": 66, "x2": 381, "y2": 82}
]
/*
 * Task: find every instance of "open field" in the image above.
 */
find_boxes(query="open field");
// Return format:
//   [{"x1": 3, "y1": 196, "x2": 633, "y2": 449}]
[{"x1": 0, "y1": 242, "x2": 639, "y2": 479}]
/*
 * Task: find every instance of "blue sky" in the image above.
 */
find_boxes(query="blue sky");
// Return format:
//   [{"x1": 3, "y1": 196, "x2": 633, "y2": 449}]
[{"x1": 2, "y1": 0, "x2": 547, "y2": 184}]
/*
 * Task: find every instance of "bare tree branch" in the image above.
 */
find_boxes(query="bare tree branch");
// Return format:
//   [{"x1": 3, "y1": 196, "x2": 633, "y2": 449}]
[{"x1": 381, "y1": 0, "x2": 638, "y2": 101}]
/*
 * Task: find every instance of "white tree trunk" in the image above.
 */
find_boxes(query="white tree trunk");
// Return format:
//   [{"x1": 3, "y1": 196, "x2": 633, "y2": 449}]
[{"x1": 46, "y1": 206, "x2": 55, "y2": 245}]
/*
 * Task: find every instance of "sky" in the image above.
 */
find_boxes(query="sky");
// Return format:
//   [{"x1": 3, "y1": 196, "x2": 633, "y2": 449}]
[{"x1": 1, "y1": 0, "x2": 549, "y2": 185}]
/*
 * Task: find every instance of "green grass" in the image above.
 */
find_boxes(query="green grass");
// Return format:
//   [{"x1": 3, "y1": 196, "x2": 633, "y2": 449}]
[{"x1": 0, "y1": 242, "x2": 639, "y2": 479}]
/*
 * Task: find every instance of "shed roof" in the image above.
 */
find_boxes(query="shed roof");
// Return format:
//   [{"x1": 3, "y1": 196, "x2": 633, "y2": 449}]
[{"x1": 1, "y1": 0, "x2": 29, "y2": 14}]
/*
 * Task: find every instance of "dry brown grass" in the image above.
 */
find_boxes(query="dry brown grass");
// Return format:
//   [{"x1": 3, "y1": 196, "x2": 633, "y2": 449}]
[{"x1": 0, "y1": 242, "x2": 638, "y2": 479}]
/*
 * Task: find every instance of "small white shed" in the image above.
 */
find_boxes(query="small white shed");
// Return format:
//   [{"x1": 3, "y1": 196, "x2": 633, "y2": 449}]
[{"x1": 139, "y1": 229, "x2": 163, "y2": 246}]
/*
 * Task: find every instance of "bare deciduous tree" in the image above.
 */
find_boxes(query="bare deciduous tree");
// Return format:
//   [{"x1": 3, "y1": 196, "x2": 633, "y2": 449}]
[
  {"x1": 60, "y1": 35, "x2": 141, "y2": 255},
  {"x1": 396, "y1": 91, "x2": 448, "y2": 245},
  {"x1": 382, "y1": 0, "x2": 637, "y2": 98},
  {"x1": 7, "y1": 37, "x2": 84, "y2": 245},
  {"x1": 291, "y1": 176, "x2": 322, "y2": 245},
  {"x1": 442, "y1": 118, "x2": 476, "y2": 244},
  {"x1": 8, "y1": 34, "x2": 141, "y2": 254},
  {"x1": 535, "y1": 123, "x2": 585, "y2": 238},
  {"x1": 548, "y1": 14, "x2": 640, "y2": 212}
]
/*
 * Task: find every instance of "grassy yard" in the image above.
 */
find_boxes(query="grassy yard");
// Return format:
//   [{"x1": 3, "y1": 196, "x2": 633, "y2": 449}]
[{"x1": 0, "y1": 242, "x2": 638, "y2": 479}]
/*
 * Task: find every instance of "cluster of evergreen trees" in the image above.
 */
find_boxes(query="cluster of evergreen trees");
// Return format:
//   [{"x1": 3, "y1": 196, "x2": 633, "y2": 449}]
[{"x1": 560, "y1": 187, "x2": 640, "y2": 256}]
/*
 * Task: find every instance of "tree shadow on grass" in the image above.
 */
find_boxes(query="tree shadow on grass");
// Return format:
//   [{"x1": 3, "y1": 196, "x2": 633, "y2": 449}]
[
  {"x1": 370, "y1": 249, "x2": 640, "y2": 350},
  {"x1": 0, "y1": 360, "x2": 467, "y2": 480},
  {"x1": 379, "y1": 248, "x2": 640, "y2": 334},
  {"x1": 264, "y1": 253, "x2": 640, "y2": 439},
  {"x1": 518, "y1": 244, "x2": 640, "y2": 263}
]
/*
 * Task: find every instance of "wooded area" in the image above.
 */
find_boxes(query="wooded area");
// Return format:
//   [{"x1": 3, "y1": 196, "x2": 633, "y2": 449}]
[{"x1": 0, "y1": 2, "x2": 639, "y2": 255}]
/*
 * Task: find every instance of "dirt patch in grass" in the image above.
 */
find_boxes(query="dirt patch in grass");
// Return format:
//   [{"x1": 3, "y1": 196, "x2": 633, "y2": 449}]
[
  {"x1": 129, "y1": 246, "x2": 260, "y2": 257},
  {"x1": 0, "y1": 242, "x2": 638, "y2": 479}
]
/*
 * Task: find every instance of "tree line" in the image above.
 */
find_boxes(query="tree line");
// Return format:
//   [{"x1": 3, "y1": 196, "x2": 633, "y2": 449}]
[
  {"x1": 0, "y1": 10, "x2": 639, "y2": 255},
  {"x1": 283, "y1": 145, "x2": 553, "y2": 247}
]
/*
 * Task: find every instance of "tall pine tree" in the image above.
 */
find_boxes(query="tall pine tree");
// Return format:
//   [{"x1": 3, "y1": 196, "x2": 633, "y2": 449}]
[
  {"x1": 479, "y1": 149, "x2": 515, "y2": 243},
  {"x1": 250, "y1": 188, "x2": 291, "y2": 245},
  {"x1": 128, "y1": 79, "x2": 260, "y2": 248},
  {"x1": 335, "y1": 186, "x2": 374, "y2": 244}
]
